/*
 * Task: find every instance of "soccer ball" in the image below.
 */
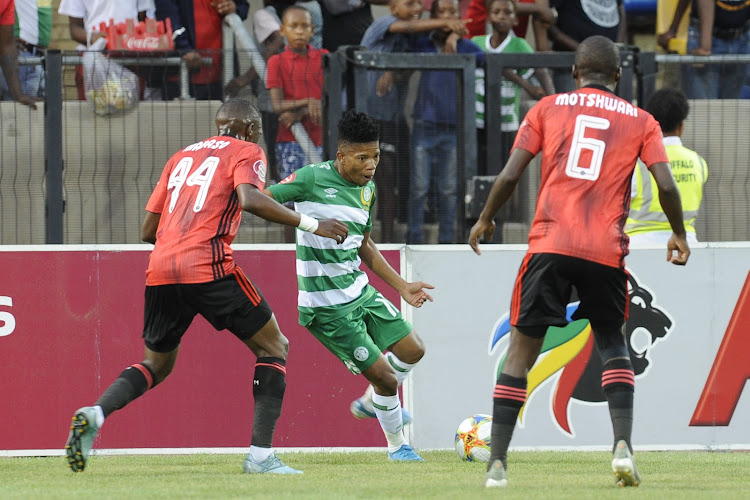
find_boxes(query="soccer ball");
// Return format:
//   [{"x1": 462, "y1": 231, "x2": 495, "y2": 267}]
[{"x1": 454, "y1": 414, "x2": 492, "y2": 462}]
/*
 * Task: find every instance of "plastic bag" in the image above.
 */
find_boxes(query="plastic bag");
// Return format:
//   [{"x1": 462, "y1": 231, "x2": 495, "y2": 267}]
[{"x1": 82, "y1": 38, "x2": 139, "y2": 115}]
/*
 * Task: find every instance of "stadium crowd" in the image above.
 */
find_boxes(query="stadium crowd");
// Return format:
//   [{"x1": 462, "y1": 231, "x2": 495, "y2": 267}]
[{"x1": 2, "y1": 0, "x2": 740, "y2": 243}]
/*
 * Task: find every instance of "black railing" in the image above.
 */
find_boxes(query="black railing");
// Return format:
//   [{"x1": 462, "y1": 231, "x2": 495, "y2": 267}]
[{"x1": 0, "y1": 49, "x2": 748, "y2": 245}]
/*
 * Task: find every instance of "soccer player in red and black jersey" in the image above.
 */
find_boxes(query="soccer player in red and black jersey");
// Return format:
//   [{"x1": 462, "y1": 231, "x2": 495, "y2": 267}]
[
  {"x1": 469, "y1": 36, "x2": 690, "y2": 488},
  {"x1": 64, "y1": 99, "x2": 348, "y2": 475}
]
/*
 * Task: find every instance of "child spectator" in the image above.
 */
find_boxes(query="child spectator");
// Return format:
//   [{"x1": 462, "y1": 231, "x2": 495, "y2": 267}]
[
  {"x1": 407, "y1": 0, "x2": 485, "y2": 244},
  {"x1": 266, "y1": 5, "x2": 327, "y2": 181},
  {"x1": 360, "y1": 0, "x2": 468, "y2": 242},
  {"x1": 473, "y1": 0, "x2": 554, "y2": 175},
  {"x1": 225, "y1": 0, "x2": 290, "y2": 185},
  {"x1": 464, "y1": 0, "x2": 556, "y2": 51}
]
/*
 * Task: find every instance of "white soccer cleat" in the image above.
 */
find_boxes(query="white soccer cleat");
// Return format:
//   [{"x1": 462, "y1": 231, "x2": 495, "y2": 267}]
[{"x1": 484, "y1": 459, "x2": 508, "y2": 488}]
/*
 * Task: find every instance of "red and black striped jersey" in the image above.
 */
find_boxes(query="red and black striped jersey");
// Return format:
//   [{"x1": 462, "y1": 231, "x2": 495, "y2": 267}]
[
  {"x1": 144, "y1": 136, "x2": 267, "y2": 285},
  {"x1": 513, "y1": 86, "x2": 668, "y2": 268}
]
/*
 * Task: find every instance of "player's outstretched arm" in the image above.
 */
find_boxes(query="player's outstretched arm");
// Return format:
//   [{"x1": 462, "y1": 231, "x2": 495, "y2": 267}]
[
  {"x1": 359, "y1": 232, "x2": 434, "y2": 308},
  {"x1": 241, "y1": 184, "x2": 349, "y2": 242},
  {"x1": 649, "y1": 162, "x2": 690, "y2": 265},
  {"x1": 469, "y1": 148, "x2": 534, "y2": 255}
]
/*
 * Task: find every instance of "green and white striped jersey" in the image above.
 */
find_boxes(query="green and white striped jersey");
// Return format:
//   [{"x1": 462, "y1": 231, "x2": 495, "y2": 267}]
[
  {"x1": 15, "y1": 0, "x2": 53, "y2": 48},
  {"x1": 267, "y1": 161, "x2": 376, "y2": 325}
]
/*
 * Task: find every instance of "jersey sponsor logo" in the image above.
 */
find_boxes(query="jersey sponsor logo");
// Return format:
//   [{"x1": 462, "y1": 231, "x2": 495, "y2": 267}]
[
  {"x1": 354, "y1": 346, "x2": 370, "y2": 362},
  {"x1": 487, "y1": 272, "x2": 673, "y2": 436},
  {"x1": 361, "y1": 186, "x2": 373, "y2": 208},
  {"x1": 280, "y1": 172, "x2": 296, "y2": 184},
  {"x1": 324, "y1": 188, "x2": 338, "y2": 198},
  {"x1": 253, "y1": 160, "x2": 267, "y2": 183}
]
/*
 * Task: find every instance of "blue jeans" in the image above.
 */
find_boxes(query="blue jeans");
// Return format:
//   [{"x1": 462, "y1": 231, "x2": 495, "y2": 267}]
[
  {"x1": 407, "y1": 121, "x2": 457, "y2": 244},
  {"x1": 682, "y1": 25, "x2": 749, "y2": 99},
  {"x1": 275, "y1": 141, "x2": 323, "y2": 180},
  {"x1": 0, "y1": 47, "x2": 45, "y2": 99}
]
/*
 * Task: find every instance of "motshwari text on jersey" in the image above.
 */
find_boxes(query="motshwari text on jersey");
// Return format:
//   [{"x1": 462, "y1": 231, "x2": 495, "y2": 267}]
[{"x1": 554, "y1": 92, "x2": 638, "y2": 117}]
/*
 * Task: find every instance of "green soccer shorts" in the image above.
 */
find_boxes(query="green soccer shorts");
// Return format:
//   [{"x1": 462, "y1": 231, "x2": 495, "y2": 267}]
[{"x1": 306, "y1": 289, "x2": 413, "y2": 375}]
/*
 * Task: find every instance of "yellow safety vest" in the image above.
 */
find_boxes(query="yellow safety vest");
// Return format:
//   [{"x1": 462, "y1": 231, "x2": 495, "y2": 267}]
[{"x1": 626, "y1": 137, "x2": 708, "y2": 236}]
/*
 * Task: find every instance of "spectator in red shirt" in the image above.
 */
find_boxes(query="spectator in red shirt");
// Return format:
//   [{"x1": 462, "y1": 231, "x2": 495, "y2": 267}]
[
  {"x1": 266, "y1": 5, "x2": 327, "y2": 180},
  {"x1": 152, "y1": 0, "x2": 249, "y2": 100},
  {"x1": 0, "y1": 0, "x2": 39, "y2": 108}
]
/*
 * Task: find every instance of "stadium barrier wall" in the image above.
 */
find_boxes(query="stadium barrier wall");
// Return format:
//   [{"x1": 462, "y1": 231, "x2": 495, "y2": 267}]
[
  {"x1": 404, "y1": 243, "x2": 750, "y2": 450},
  {"x1": 0, "y1": 245, "x2": 402, "y2": 454},
  {"x1": 3, "y1": 244, "x2": 749, "y2": 454}
]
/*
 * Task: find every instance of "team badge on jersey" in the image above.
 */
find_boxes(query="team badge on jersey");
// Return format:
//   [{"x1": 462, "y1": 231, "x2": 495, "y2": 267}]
[
  {"x1": 361, "y1": 186, "x2": 373, "y2": 208},
  {"x1": 280, "y1": 172, "x2": 296, "y2": 184},
  {"x1": 253, "y1": 160, "x2": 267, "y2": 183},
  {"x1": 353, "y1": 346, "x2": 370, "y2": 362}
]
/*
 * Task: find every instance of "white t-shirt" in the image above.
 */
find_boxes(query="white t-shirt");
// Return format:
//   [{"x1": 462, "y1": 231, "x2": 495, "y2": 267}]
[{"x1": 58, "y1": 0, "x2": 154, "y2": 35}]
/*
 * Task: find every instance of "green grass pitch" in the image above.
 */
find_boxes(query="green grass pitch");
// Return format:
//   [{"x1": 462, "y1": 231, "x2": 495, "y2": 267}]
[{"x1": 1, "y1": 450, "x2": 748, "y2": 499}]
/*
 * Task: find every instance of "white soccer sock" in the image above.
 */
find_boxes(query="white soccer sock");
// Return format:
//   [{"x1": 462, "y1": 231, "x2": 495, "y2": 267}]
[
  {"x1": 249, "y1": 445, "x2": 273, "y2": 462},
  {"x1": 358, "y1": 384, "x2": 375, "y2": 413},
  {"x1": 93, "y1": 405, "x2": 105, "y2": 428},
  {"x1": 385, "y1": 352, "x2": 417, "y2": 386},
  {"x1": 372, "y1": 392, "x2": 406, "y2": 452}
]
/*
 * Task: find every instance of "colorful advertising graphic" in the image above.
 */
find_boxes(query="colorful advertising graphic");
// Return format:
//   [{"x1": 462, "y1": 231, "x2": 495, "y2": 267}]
[{"x1": 488, "y1": 272, "x2": 675, "y2": 436}]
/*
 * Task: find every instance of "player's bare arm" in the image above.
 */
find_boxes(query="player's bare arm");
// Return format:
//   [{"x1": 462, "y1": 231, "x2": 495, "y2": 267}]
[
  {"x1": 257, "y1": 185, "x2": 349, "y2": 242},
  {"x1": 649, "y1": 162, "x2": 691, "y2": 265},
  {"x1": 469, "y1": 149, "x2": 535, "y2": 255},
  {"x1": 359, "y1": 232, "x2": 434, "y2": 307},
  {"x1": 140, "y1": 211, "x2": 161, "y2": 244}
]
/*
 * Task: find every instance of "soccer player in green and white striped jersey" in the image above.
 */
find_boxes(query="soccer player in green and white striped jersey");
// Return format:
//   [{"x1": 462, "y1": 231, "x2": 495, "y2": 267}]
[{"x1": 266, "y1": 109, "x2": 434, "y2": 461}]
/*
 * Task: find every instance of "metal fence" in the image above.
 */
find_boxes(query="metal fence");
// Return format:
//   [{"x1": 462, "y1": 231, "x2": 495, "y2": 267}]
[{"x1": 0, "y1": 47, "x2": 748, "y2": 245}]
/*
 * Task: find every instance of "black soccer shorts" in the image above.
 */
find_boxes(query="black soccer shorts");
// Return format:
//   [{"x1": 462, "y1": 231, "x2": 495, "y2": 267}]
[
  {"x1": 142, "y1": 268, "x2": 273, "y2": 353},
  {"x1": 510, "y1": 253, "x2": 629, "y2": 338}
]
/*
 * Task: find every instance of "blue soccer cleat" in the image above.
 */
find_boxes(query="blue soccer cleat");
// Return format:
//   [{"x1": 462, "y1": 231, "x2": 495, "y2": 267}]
[
  {"x1": 243, "y1": 451, "x2": 303, "y2": 474},
  {"x1": 388, "y1": 444, "x2": 424, "y2": 462},
  {"x1": 350, "y1": 387, "x2": 413, "y2": 425}
]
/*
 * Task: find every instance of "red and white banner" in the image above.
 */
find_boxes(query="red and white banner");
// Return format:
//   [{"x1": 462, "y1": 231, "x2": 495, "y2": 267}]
[{"x1": 0, "y1": 246, "x2": 401, "y2": 451}]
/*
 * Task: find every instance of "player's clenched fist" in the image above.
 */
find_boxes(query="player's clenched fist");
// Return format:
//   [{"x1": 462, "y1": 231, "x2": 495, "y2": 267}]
[{"x1": 315, "y1": 219, "x2": 349, "y2": 244}]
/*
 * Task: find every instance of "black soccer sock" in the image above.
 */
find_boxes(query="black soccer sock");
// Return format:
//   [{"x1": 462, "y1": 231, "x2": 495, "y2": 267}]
[
  {"x1": 95, "y1": 363, "x2": 156, "y2": 418},
  {"x1": 489, "y1": 373, "x2": 527, "y2": 470},
  {"x1": 601, "y1": 358, "x2": 635, "y2": 453},
  {"x1": 251, "y1": 357, "x2": 287, "y2": 448}
]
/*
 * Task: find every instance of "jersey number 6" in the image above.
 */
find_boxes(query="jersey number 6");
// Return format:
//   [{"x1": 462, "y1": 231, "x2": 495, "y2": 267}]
[{"x1": 565, "y1": 114, "x2": 610, "y2": 182}]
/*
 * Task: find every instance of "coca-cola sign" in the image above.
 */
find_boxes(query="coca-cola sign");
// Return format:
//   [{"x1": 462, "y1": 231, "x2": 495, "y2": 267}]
[{"x1": 120, "y1": 36, "x2": 167, "y2": 51}]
